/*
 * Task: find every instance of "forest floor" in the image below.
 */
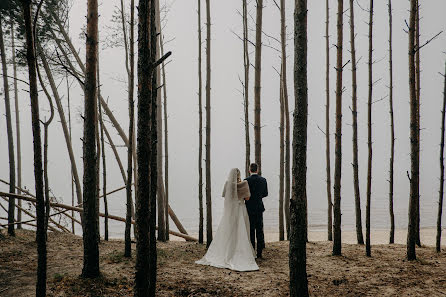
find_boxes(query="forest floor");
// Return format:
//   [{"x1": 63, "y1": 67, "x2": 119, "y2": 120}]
[{"x1": 1, "y1": 229, "x2": 446, "y2": 296}]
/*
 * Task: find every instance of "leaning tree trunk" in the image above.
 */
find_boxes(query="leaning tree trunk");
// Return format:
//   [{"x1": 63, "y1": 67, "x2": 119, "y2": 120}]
[
  {"x1": 125, "y1": 0, "x2": 135, "y2": 258},
  {"x1": 289, "y1": 0, "x2": 309, "y2": 295},
  {"x1": 242, "y1": 0, "x2": 250, "y2": 178},
  {"x1": 279, "y1": 68, "x2": 285, "y2": 241},
  {"x1": 366, "y1": 0, "x2": 374, "y2": 258},
  {"x1": 332, "y1": 0, "x2": 344, "y2": 257},
  {"x1": 11, "y1": 19, "x2": 22, "y2": 230},
  {"x1": 407, "y1": 0, "x2": 418, "y2": 261},
  {"x1": 324, "y1": 0, "x2": 333, "y2": 242},
  {"x1": 21, "y1": 1, "x2": 46, "y2": 295},
  {"x1": 205, "y1": 0, "x2": 213, "y2": 248},
  {"x1": 197, "y1": 0, "x2": 204, "y2": 244},
  {"x1": 388, "y1": 0, "x2": 395, "y2": 244},
  {"x1": 253, "y1": 0, "x2": 263, "y2": 175},
  {"x1": 349, "y1": 0, "x2": 364, "y2": 245},
  {"x1": 436, "y1": 61, "x2": 446, "y2": 253},
  {"x1": 280, "y1": 0, "x2": 291, "y2": 240},
  {"x1": 414, "y1": 1, "x2": 421, "y2": 247},
  {"x1": 135, "y1": 0, "x2": 158, "y2": 295},
  {"x1": 98, "y1": 64, "x2": 108, "y2": 241},
  {"x1": 0, "y1": 14, "x2": 16, "y2": 237},
  {"x1": 82, "y1": 0, "x2": 100, "y2": 278}
]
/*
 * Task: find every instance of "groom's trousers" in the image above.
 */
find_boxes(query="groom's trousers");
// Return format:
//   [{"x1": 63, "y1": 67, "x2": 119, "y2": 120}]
[{"x1": 249, "y1": 212, "x2": 265, "y2": 253}]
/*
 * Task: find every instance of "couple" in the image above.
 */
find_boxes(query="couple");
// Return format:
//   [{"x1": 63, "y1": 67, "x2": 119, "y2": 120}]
[{"x1": 196, "y1": 163, "x2": 268, "y2": 272}]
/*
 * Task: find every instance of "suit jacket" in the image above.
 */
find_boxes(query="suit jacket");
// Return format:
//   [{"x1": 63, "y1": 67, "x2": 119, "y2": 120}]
[{"x1": 244, "y1": 174, "x2": 268, "y2": 215}]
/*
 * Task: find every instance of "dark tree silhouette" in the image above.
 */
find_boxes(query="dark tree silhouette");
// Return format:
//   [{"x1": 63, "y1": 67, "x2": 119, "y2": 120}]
[
  {"x1": 197, "y1": 0, "x2": 204, "y2": 244},
  {"x1": 253, "y1": 0, "x2": 263, "y2": 175},
  {"x1": 289, "y1": 0, "x2": 309, "y2": 295},
  {"x1": 205, "y1": 0, "x2": 212, "y2": 248}
]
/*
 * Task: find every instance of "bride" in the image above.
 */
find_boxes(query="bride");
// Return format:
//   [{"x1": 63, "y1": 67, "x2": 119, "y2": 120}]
[{"x1": 196, "y1": 168, "x2": 259, "y2": 271}]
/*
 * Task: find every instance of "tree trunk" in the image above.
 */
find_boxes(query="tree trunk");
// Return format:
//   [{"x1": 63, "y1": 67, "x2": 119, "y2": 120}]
[
  {"x1": 388, "y1": 0, "x2": 395, "y2": 244},
  {"x1": 253, "y1": 0, "x2": 263, "y2": 175},
  {"x1": 325, "y1": 0, "x2": 333, "y2": 242},
  {"x1": 20, "y1": 1, "x2": 46, "y2": 295},
  {"x1": 155, "y1": 0, "x2": 166, "y2": 243},
  {"x1": 135, "y1": 0, "x2": 157, "y2": 295},
  {"x1": 205, "y1": 0, "x2": 212, "y2": 248},
  {"x1": 82, "y1": 0, "x2": 100, "y2": 278},
  {"x1": 407, "y1": 0, "x2": 418, "y2": 261},
  {"x1": 197, "y1": 0, "x2": 204, "y2": 244},
  {"x1": 414, "y1": 0, "x2": 421, "y2": 248},
  {"x1": 289, "y1": 1, "x2": 309, "y2": 295},
  {"x1": 280, "y1": 0, "x2": 291, "y2": 241},
  {"x1": 349, "y1": 0, "x2": 364, "y2": 246},
  {"x1": 11, "y1": 19, "x2": 22, "y2": 230},
  {"x1": 125, "y1": 0, "x2": 135, "y2": 258},
  {"x1": 0, "y1": 14, "x2": 16, "y2": 237},
  {"x1": 279, "y1": 68, "x2": 285, "y2": 241},
  {"x1": 436, "y1": 61, "x2": 446, "y2": 253},
  {"x1": 160, "y1": 28, "x2": 170, "y2": 241},
  {"x1": 365, "y1": 0, "x2": 374, "y2": 258},
  {"x1": 67, "y1": 72, "x2": 75, "y2": 234},
  {"x1": 98, "y1": 65, "x2": 108, "y2": 241},
  {"x1": 332, "y1": 0, "x2": 344, "y2": 257},
  {"x1": 242, "y1": 0, "x2": 250, "y2": 178}
]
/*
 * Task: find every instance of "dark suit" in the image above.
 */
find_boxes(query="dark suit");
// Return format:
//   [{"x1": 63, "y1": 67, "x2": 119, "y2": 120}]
[{"x1": 245, "y1": 174, "x2": 268, "y2": 255}]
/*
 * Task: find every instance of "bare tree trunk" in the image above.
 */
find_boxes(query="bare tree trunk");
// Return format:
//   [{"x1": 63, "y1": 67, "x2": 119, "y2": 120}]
[
  {"x1": 332, "y1": 0, "x2": 344, "y2": 257},
  {"x1": 155, "y1": 0, "x2": 166, "y2": 242},
  {"x1": 280, "y1": 0, "x2": 291, "y2": 240},
  {"x1": 407, "y1": 0, "x2": 418, "y2": 261},
  {"x1": 205, "y1": 0, "x2": 212, "y2": 248},
  {"x1": 253, "y1": 0, "x2": 263, "y2": 175},
  {"x1": 11, "y1": 19, "x2": 22, "y2": 230},
  {"x1": 365, "y1": 0, "x2": 374, "y2": 258},
  {"x1": 67, "y1": 72, "x2": 75, "y2": 234},
  {"x1": 0, "y1": 15, "x2": 16, "y2": 237},
  {"x1": 20, "y1": 1, "x2": 46, "y2": 294},
  {"x1": 436, "y1": 61, "x2": 446, "y2": 253},
  {"x1": 160, "y1": 29, "x2": 170, "y2": 241},
  {"x1": 289, "y1": 0, "x2": 309, "y2": 295},
  {"x1": 279, "y1": 68, "x2": 285, "y2": 241},
  {"x1": 415, "y1": 1, "x2": 421, "y2": 247},
  {"x1": 388, "y1": 0, "x2": 395, "y2": 244},
  {"x1": 349, "y1": 0, "x2": 364, "y2": 246},
  {"x1": 242, "y1": 0, "x2": 250, "y2": 178},
  {"x1": 325, "y1": 0, "x2": 333, "y2": 242},
  {"x1": 135, "y1": 0, "x2": 157, "y2": 294},
  {"x1": 197, "y1": 0, "x2": 204, "y2": 244},
  {"x1": 82, "y1": 0, "x2": 100, "y2": 278},
  {"x1": 125, "y1": 0, "x2": 135, "y2": 258},
  {"x1": 98, "y1": 62, "x2": 108, "y2": 241}
]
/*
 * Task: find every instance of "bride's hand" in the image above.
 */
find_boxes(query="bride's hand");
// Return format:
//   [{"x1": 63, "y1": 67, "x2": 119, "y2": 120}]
[{"x1": 244, "y1": 197, "x2": 250, "y2": 201}]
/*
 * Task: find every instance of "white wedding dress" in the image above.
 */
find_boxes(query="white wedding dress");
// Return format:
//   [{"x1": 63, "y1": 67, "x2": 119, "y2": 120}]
[{"x1": 195, "y1": 168, "x2": 259, "y2": 271}]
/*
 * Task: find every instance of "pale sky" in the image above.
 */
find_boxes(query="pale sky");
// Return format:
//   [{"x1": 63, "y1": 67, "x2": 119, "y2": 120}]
[{"x1": 1, "y1": 0, "x2": 446, "y2": 236}]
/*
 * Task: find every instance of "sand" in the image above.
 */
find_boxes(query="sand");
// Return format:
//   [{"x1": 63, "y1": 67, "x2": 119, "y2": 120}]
[{"x1": 0, "y1": 229, "x2": 445, "y2": 296}]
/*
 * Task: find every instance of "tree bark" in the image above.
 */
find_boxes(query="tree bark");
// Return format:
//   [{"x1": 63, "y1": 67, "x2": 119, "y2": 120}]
[
  {"x1": 436, "y1": 61, "x2": 446, "y2": 253},
  {"x1": 407, "y1": 0, "x2": 418, "y2": 261},
  {"x1": 279, "y1": 67, "x2": 285, "y2": 241},
  {"x1": 388, "y1": 0, "x2": 395, "y2": 244},
  {"x1": 414, "y1": 0, "x2": 421, "y2": 248},
  {"x1": 349, "y1": 0, "x2": 364, "y2": 246},
  {"x1": 325, "y1": 0, "x2": 333, "y2": 242},
  {"x1": 253, "y1": 0, "x2": 263, "y2": 175},
  {"x1": 67, "y1": 72, "x2": 75, "y2": 234},
  {"x1": 242, "y1": 0, "x2": 250, "y2": 178},
  {"x1": 98, "y1": 63, "x2": 108, "y2": 241},
  {"x1": 21, "y1": 0, "x2": 47, "y2": 295},
  {"x1": 332, "y1": 0, "x2": 344, "y2": 257},
  {"x1": 135, "y1": 0, "x2": 157, "y2": 294},
  {"x1": 125, "y1": 0, "x2": 135, "y2": 258},
  {"x1": 205, "y1": 0, "x2": 212, "y2": 248},
  {"x1": 197, "y1": 0, "x2": 204, "y2": 244},
  {"x1": 11, "y1": 19, "x2": 22, "y2": 230},
  {"x1": 0, "y1": 14, "x2": 16, "y2": 237},
  {"x1": 366, "y1": 0, "x2": 374, "y2": 257},
  {"x1": 289, "y1": 0, "x2": 309, "y2": 295},
  {"x1": 82, "y1": 0, "x2": 100, "y2": 278}
]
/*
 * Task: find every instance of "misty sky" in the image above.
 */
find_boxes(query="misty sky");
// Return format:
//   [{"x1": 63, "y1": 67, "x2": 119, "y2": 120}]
[{"x1": 1, "y1": 0, "x2": 446, "y2": 236}]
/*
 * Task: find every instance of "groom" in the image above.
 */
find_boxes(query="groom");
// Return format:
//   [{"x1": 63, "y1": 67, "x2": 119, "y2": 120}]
[{"x1": 245, "y1": 163, "x2": 268, "y2": 258}]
